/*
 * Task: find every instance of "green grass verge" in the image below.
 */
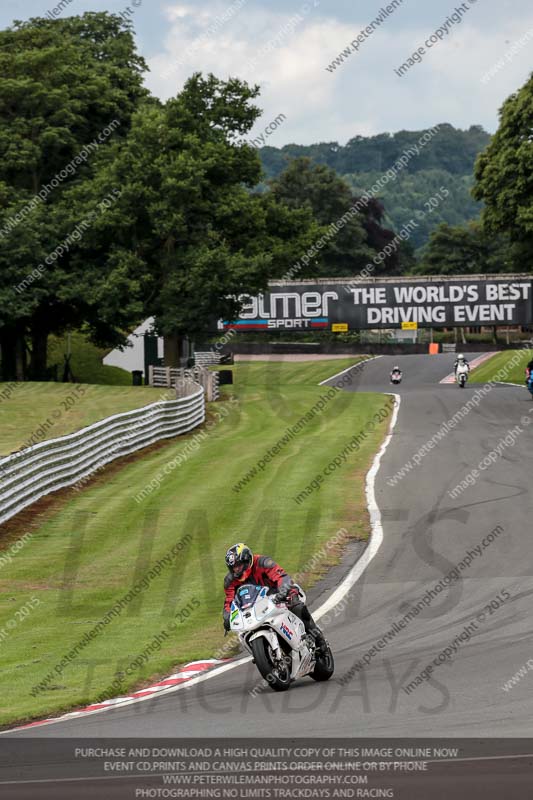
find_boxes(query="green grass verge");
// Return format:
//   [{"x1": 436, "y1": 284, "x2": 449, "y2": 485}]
[
  {"x1": 470, "y1": 349, "x2": 533, "y2": 385},
  {"x1": 0, "y1": 358, "x2": 389, "y2": 727},
  {"x1": 48, "y1": 331, "x2": 131, "y2": 385},
  {"x1": 219, "y1": 358, "x2": 360, "y2": 386},
  {"x1": 0, "y1": 383, "x2": 174, "y2": 456}
]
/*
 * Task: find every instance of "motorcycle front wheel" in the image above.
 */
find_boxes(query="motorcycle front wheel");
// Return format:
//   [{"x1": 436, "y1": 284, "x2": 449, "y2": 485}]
[{"x1": 251, "y1": 637, "x2": 292, "y2": 691}]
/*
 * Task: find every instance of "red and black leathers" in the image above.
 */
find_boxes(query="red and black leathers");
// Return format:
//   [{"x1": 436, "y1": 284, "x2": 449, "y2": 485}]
[{"x1": 223, "y1": 555, "x2": 291, "y2": 616}]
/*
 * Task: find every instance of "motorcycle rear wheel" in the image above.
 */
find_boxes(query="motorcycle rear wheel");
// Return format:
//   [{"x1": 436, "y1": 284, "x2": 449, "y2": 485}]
[
  {"x1": 311, "y1": 644, "x2": 335, "y2": 681},
  {"x1": 251, "y1": 637, "x2": 291, "y2": 691}
]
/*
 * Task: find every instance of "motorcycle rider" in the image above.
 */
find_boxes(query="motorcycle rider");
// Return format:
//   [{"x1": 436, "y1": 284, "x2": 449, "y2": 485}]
[
  {"x1": 390, "y1": 365, "x2": 402, "y2": 381},
  {"x1": 223, "y1": 543, "x2": 327, "y2": 651},
  {"x1": 454, "y1": 353, "x2": 470, "y2": 377},
  {"x1": 526, "y1": 356, "x2": 533, "y2": 380}
]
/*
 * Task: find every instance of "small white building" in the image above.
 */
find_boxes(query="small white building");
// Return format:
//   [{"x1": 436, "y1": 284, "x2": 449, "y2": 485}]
[{"x1": 103, "y1": 317, "x2": 164, "y2": 374}]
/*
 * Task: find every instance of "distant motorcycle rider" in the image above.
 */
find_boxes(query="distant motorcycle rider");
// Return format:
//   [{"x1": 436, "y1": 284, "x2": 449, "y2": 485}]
[
  {"x1": 454, "y1": 353, "x2": 470, "y2": 376},
  {"x1": 390, "y1": 366, "x2": 402, "y2": 381},
  {"x1": 223, "y1": 543, "x2": 327, "y2": 651}
]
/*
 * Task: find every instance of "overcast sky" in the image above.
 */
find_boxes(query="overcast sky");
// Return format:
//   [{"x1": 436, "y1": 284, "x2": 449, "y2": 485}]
[{"x1": 2, "y1": 0, "x2": 532, "y2": 145}]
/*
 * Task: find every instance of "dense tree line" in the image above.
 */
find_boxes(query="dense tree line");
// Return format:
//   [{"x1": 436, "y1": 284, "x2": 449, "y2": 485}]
[
  {"x1": 260, "y1": 124, "x2": 490, "y2": 179},
  {"x1": 259, "y1": 125, "x2": 490, "y2": 251}
]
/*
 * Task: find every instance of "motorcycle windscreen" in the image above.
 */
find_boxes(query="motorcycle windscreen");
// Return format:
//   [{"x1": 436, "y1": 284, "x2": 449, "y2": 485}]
[{"x1": 234, "y1": 583, "x2": 264, "y2": 610}]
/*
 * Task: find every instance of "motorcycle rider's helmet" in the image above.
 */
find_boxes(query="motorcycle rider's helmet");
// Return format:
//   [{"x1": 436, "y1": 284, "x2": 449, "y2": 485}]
[
  {"x1": 457, "y1": 353, "x2": 465, "y2": 361},
  {"x1": 225, "y1": 543, "x2": 253, "y2": 581},
  {"x1": 393, "y1": 366, "x2": 400, "y2": 371}
]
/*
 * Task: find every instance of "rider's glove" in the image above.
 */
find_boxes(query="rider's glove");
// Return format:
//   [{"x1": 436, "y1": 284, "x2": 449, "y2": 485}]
[
  {"x1": 274, "y1": 586, "x2": 289, "y2": 604},
  {"x1": 275, "y1": 585, "x2": 298, "y2": 604},
  {"x1": 287, "y1": 586, "x2": 299, "y2": 603}
]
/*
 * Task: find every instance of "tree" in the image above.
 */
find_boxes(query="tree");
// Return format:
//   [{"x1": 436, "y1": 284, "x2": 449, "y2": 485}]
[
  {"x1": 473, "y1": 73, "x2": 533, "y2": 269},
  {"x1": 69, "y1": 74, "x2": 318, "y2": 358},
  {"x1": 345, "y1": 169, "x2": 482, "y2": 251},
  {"x1": 416, "y1": 221, "x2": 513, "y2": 275},
  {"x1": 0, "y1": 12, "x2": 148, "y2": 379},
  {"x1": 269, "y1": 158, "x2": 401, "y2": 276}
]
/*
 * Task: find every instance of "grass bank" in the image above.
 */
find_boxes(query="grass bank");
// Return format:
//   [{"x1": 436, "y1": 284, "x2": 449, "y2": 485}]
[
  {"x1": 47, "y1": 331, "x2": 131, "y2": 385},
  {"x1": 0, "y1": 358, "x2": 389, "y2": 727},
  {"x1": 470, "y1": 349, "x2": 533, "y2": 385}
]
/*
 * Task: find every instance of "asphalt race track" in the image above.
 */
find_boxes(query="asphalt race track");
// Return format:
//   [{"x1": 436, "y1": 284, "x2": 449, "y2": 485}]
[{"x1": 5, "y1": 352, "x2": 533, "y2": 795}]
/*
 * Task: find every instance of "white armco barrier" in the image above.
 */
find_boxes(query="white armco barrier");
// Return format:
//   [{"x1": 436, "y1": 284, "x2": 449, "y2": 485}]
[
  {"x1": 149, "y1": 365, "x2": 220, "y2": 401},
  {"x1": 194, "y1": 351, "x2": 222, "y2": 366},
  {"x1": 0, "y1": 386, "x2": 205, "y2": 526}
]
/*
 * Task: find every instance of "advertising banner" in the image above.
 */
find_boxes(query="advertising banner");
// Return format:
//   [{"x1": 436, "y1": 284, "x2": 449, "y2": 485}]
[{"x1": 218, "y1": 277, "x2": 533, "y2": 331}]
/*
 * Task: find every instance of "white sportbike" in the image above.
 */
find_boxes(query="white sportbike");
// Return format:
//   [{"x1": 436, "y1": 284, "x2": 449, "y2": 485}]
[
  {"x1": 229, "y1": 583, "x2": 334, "y2": 691},
  {"x1": 456, "y1": 363, "x2": 469, "y2": 388}
]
